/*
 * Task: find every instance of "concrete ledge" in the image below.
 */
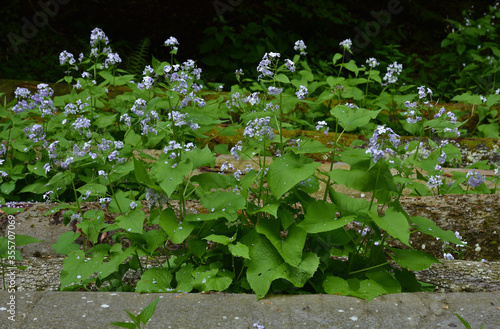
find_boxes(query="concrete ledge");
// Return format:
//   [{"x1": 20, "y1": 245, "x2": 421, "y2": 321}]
[{"x1": 1, "y1": 291, "x2": 498, "y2": 328}]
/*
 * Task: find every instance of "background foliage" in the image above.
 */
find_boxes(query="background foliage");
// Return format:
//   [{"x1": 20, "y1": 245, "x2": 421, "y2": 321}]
[{"x1": 0, "y1": 0, "x2": 492, "y2": 100}]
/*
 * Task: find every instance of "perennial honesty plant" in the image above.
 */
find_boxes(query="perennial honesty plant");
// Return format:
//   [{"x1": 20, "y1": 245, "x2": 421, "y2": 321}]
[{"x1": 0, "y1": 27, "x2": 498, "y2": 300}]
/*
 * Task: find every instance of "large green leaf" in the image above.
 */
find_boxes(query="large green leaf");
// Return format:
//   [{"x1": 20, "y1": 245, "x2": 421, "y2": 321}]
[
  {"x1": 411, "y1": 216, "x2": 464, "y2": 245},
  {"x1": 135, "y1": 268, "x2": 173, "y2": 293},
  {"x1": 330, "y1": 163, "x2": 396, "y2": 192},
  {"x1": 330, "y1": 105, "x2": 381, "y2": 131},
  {"x1": 60, "y1": 250, "x2": 105, "y2": 288},
  {"x1": 256, "y1": 221, "x2": 306, "y2": 267},
  {"x1": 14, "y1": 234, "x2": 43, "y2": 246},
  {"x1": 299, "y1": 200, "x2": 354, "y2": 233},
  {"x1": 133, "y1": 157, "x2": 155, "y2": 187},
  {"x1": 77, "y1": 183, "x2": 108, "y2": 197},
  {"x1": 323, "y1": 276, "x2": 389, "y2": 301},
  {"x1": 199, "y1": 191, "x2": 246, "y2": 222},
  {"x1": 183, "y1": 145, "x2": 215, "y2": 169},
  {"x1": 97, "y1": 245, "x2": 136, "y2": 279},
  {"x1": 159, "y1": 208, "x2": 194, "y2": 244},
  {"x1": 51, "y1": 231, "x2": 80, "y2": 255},
  {"x1": 267, "y1": 153, "x2": 320, "y2": 199},
  {"x1": 368, "y1": 207, "x2": 410, "y2": 246},
  {"x1": 390, "y1": 248, "x2": 440, "y2": 271},
  {"x1": 155, "y1": 159, "x2": 193, "y2": 197},
  {"x1": 330, "y1": 189, "x2": 370, "y2": 215},
  {"x1": 115, "y1": 209, "x2": 145, "y2": 234},
  {"x1": 246, "y1": 235, "x2": 319, "y2": 299},
  {"x1": 77, "y1": 212, "x2": 108, "y2": 244},
  {"x1": 228, "y1": 242, "x2": 250, "y2": 259}
]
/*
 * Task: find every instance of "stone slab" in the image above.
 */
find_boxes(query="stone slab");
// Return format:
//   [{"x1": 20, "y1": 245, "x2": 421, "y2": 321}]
[{"x1": 0, "y1": 291, "x2": 499, "y2": 329}]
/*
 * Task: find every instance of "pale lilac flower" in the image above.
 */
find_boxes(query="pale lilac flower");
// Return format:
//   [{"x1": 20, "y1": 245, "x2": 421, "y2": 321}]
[
  {"x1": 235, "y1": 68, "x2": 244, "y2": 79},
  {"x1": 253, "y1": 321, "x2": 265, "y2": 329},
  {"x1": 294, "y1": 40, "x2": 307, "y2": 55},
  {"x1": 130, "y1": 201, "x2": 137, "y2": 210},
  {"x1": 446, "y1": 111, "x2": 457, "y2": 124},
  {"x1": 230, "y1": 141, "x2": 242, "y2": 160},
  {"x1": 98, "y1": 139, "x2": 113, "y2": 152},
  {"x1": 220, "y1": 161, "x2": 235, "y2": 172},
  {"x1": 438, "y1": 151, "x2": 447, "y2": 165},
  {"x1": 233, "y1": 169, "x2": 242, "y2": 181},
  {"x1": 24, "y1": 124, "x2": 45, "y2": 143},
  {"x1": 257, "y1": 53, "x2": 279, "y2": 80},
  {"x1": 90, "y1": 28, "x2": 109, "y2": 47},
  {"x1": 284, "y1": 59, "x2": 295, "y2": 72},
  {"x1": 434, "y1": 107, "x2": 446, "y2": 118},
  {"x1": 103, "y1": 52, "x2": 122, "y2": 68},
  {"x1": 120, "y1": 113, "x2": 131, "y2": 126},
  {"x1": 366, "y1": 57, "x2": 379, "y2": 68},
  {"x1": 466, "y1": 170, "x2": 485, "y2": 188},
  {"x1": 114, "y1": 141, "x2": 124, "y2": 149},
  {"x1": 82, "y1": 71, "x2": 91, "y2": 79},
  {"x1": 268, "y1": 86, "x2": 282, "y2": 95},
  {"x1": 131, "y1": 98, "x2": 147, "y2": 117},
  {"x1": 480, "y1": 95, "x2": 487, "y2": 103},
  {"x1": 315, "y1": 121, "x2": 327, "y2": 130},
  {"x1": 296, "y1": 85, "x2": 308, "y2": 100},
  {"x1": 59, "y1": 50, "x2": 76, "y2": 65},
  {"x1": 443, "y1": 253, "x2": 454, "y2": 260},
  {"x1": 60, "y1": 157, "x2": 74, "y2": 169},
  {"x1": 98, "y1": 170, "x2": 107, "y2": 178},
  {"x1": 244, "y1": 92, "x2": 260, "y2": 106},
  {"x1": 427, "y1": 175, "x2": 443, "y2": 189},
  {"x1": 164, "y1": 36, "x2": 179, "y2": 47},
  {"x1": 244, "y1": 117, "x2": 274, "y2": 140},
  {"x1": 138, "y1": 76, "x2": 154, "y2": 90},
  {"x1": 339, "y1": 39, "x2": 352, "y2": 51},
  {"x1": 143, "y1": 65, "x2": 155, "y2": 76},
  {"x1": 14, "y1": 87, "x2": 30, "y2": 98},
  {"x1": 383, "y1": 62, "x2": 403, "y2": 84},
  {"x1": 73, "y1": 81, "x2": 82, "y2": 89},
  {"x1": 72, "y1": 117, "x2": 91, "y2": 130}
]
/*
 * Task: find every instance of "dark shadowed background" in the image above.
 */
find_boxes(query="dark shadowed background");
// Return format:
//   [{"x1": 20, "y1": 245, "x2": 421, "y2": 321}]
[{"x1": 0, "y1": 0, "x2": 491, "y2": 84}]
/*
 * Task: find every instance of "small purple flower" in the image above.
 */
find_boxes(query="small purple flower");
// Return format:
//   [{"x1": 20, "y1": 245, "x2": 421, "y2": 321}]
[
  {"x1": 294, "y1": 40, "x2": 307, "y2": 55},
  {"x1": 268, "y1": 86, "x2": 282, "y2": 95},
  {"x1": 447, "y1": 111, "x2": 457, "y2": 124},
  {"x1": 90, "y1": 28, "x2": 109, "y2": 47},
  {"x1": 130, "y1": 201, "x2": 137, "y2": 210},
  {"x1": 366, "y1": 57, "x2": 379, "y2": 68},
  {"x1": 14, "y1": 87, "x2": 31, "y2": 98},
  {"x1": 244, "y1": 92, "x2": 260, "y2": 106},
  {"x1": 59, "y1": 51, "x2": 76, "y2": 65},
  {"x1": 443, "y1": 253, "x2": 454, "y2": 260},
  {"x1": 296, "y1": 85, "x2": 308, "y2": 100},
  {"x1": 164, "y1": 36, "x2": 179, "y2": 47},
  {"x1": 230, "y1": 141, "x2": 242, "y2": 160},
  {"x1": 284, "y1": 59, "x2": 295, "y2": 72},
  {"x1": 427, "y1": 175, "x2": 443, "y2": 189},
  {"x1": 72, "y1": 117, "x2": 91, "y2": 130},
  {"x1": 339, "y1": 39, "x2": 352, "y2": 51},
  {"x1": 466, "y1": 170, "x2": 485, "y2": 188},
  {"x1": 383, "y1": 62, "x2": 403, "y2": 85},
  {"x1": 235, "y1": 69, "x2": 244, "y2": 79},
  {"x1": 434, "y1": 107, "x2": 446, "y2": 118}
]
